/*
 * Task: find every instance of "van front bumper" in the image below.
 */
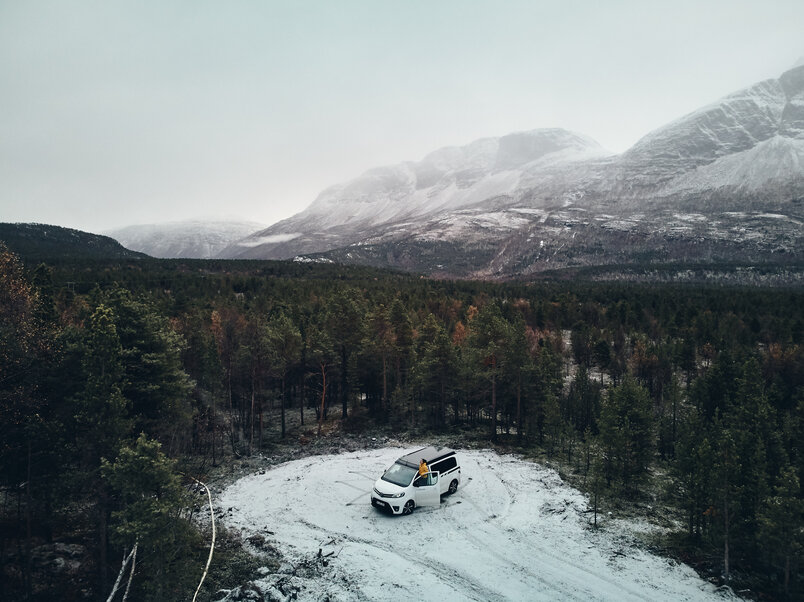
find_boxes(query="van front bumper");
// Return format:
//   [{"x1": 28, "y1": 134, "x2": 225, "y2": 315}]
[{"x1": 371, "y1": 496, "x2": 402, "y2": 514}]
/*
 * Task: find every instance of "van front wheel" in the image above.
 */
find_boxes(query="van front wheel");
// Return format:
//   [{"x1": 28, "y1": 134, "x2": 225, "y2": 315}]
[
  {"x1": 402, "y1": 500, "x2": 415, "y2": 515},
  {"x1": 448, "y1": 480, "x2": 458, "y2": 494}
]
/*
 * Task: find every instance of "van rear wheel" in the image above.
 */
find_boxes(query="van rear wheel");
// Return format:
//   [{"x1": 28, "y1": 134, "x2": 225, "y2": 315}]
[
  {"x1": 448, "y1": 480, "x2": 458, "y2": 494},
  {"x1": 402, "y1": 500, "x2": 415, "y2": 515}
]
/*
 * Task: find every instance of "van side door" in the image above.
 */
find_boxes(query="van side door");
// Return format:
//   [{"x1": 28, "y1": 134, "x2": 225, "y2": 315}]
[
  {"x1": 413, "y1": 471, "x2": 440, "y2": 508},
  {"x1": 432, "y1": 456, "x2": 459, "y2": 494}
]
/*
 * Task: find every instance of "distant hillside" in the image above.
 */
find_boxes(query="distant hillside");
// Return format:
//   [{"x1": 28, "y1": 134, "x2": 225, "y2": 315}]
[
  {"x1": 0, "y1": 223, "x2": 149, "y2": 263},
  {"x1": 105, "y1": 219, "x2": 266, "y2": 259}
]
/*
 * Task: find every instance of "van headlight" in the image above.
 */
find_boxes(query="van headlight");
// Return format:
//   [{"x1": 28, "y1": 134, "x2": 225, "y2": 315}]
[{"x1": 375, "y1": 487, "x2": 405, "y2": 498}]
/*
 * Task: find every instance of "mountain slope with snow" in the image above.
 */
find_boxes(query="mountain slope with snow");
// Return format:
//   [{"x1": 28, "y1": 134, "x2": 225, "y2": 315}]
[
  {"x1": 219, "y1": 129, "x2": 612, "y2": 260},
  {"x1": 222, "y1": 65, "x2": 804, "y2": 278}
]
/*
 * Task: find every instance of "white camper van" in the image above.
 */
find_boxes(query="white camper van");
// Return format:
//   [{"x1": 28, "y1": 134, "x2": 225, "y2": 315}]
[{"x1": 370, "y1": 446, "x2": 461, "y2": 515}]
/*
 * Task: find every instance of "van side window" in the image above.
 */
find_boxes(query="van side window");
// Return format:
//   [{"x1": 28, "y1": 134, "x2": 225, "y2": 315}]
[
  {"x1": 414, "y1": 474, "x2": 438, "y2": 486},
  {"x1": 435, "y1": 456, "x2": 457, "y2": 472}
]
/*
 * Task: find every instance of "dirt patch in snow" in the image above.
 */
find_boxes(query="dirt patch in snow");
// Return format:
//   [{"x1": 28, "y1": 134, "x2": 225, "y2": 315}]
[{"x1": 216, "y1": 448, "x2": 734, "y2": 601}]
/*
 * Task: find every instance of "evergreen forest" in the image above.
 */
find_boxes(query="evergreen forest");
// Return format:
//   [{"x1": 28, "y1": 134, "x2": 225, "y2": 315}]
[{"x1": 1, "y1": 245, "x2": 802, "y2": 600}]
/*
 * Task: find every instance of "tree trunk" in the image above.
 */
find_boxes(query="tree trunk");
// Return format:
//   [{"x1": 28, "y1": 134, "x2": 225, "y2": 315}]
[
  {"x1": 440, "y1": 379, "x2": 446, "y2": 427},
  {"x1": 516, "y1": 375, "x2": 522, "y2": 442},
  {"x1": 723, "y1": 479, "x2": 730, "y2": 583},
  {"x1": 784, "y1": 554, "x2": 790, "y2": 595},
  {"x1": 0, "y1": 531, "x2": 6, "y2": 600},
  {"x1": 341, "y1": 346, "x2": 348, "y2": 420},
  {"x1": 688, "y1": 501, "x2": 694, "y2": 537},
  {"x1": 317, "y1": 363, "x2": 326, "y2": 437},
  {"x1": 25, "y1": 441, "x2": 32, "y2": 600},
  {"x1": 99, "y1": 488, "x2": 109, "y2": 595},
  {"x1": 211, "y1": 396, "x2": 217, "y2": 467},
  {"x1": 584, "y1": 441, "x2": 591, "y2": 481},
  {"x1": 381, "y1": 354, "x2": 388, "y2": 416},
  {"x1": 671, "y1": 389, "x2": 677, "y2": 457},
  {"x1": 491, "y1": 358, "x2": 497, "y2": 442},
  {"x1": 280, "y1": 375, "x2": 286, "y2": 439},
  {"x1": 259, "y1": 405, "x2": 263, "y2": 451},
  {"x1": 300, "y1": 369, "x2": 305, "y2": 426},
  {"x1": 249, "y1": 383, "x2": 255, "y2": 455},
  {"x1": 227, "y1": 360, "x2": 233, "y2": 413}
]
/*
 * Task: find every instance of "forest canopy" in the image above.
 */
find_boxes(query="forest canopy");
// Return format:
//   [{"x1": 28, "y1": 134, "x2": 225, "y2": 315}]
[{"x1": 1, "y1": 246, "x2": 802, "y2": 600}]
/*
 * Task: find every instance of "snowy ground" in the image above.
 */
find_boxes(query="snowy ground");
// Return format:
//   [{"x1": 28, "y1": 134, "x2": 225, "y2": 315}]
[{"x1": 218, "y1": 448, "x2": 731, "y2": 601}]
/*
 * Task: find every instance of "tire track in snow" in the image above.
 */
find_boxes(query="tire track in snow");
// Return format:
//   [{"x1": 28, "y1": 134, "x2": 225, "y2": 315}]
[
  {"x1": 295, "y1": 517, "x2": 508, "y2": 602},
  {"x1": 433, "y1": 465, "x2": 578, "y2": 600},
  {"x1": 439, "y1": 485, "x2": 580, "y2": 600},
  {"x1": 463, "y1": 520, "x2": 649, "y2": 602},
  {"x1": 488, "y1": 464, "x2": 651, "y2": 600},
  {"x1": 454, "y1": 453, "x2": 650, "y2": 601}
]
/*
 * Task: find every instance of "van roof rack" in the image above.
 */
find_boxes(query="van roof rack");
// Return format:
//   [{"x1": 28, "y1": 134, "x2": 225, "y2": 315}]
[{"x1": 397, "y1": 446, "x2": 454, "y2": 468}]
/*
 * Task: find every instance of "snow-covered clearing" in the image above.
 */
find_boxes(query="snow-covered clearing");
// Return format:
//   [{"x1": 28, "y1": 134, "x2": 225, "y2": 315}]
[{"x1": 219, "y1": 448, "x2": 729, "y2": 601}]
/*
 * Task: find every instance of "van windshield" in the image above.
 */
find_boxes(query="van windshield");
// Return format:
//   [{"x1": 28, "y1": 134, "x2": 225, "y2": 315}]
[{"x1": 381, "y1": 462, "x2": 418, "y2": 487}]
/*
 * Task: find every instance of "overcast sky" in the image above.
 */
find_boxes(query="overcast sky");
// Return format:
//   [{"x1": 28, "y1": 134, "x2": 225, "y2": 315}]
[{"x1": 1, "y1": 1, "x2": 802, "y2": 233}]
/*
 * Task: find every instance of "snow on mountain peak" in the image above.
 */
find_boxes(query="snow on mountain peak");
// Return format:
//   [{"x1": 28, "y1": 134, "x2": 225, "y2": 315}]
[
  {"x1": 283, "y1": 129, "x2": 609, "y2": 228},
  {"x1": 494, "y1": 128, "x2": 608, "y2": 170},
  {"x1": 223, "y1": 67, "x2": 804, "y2": 267}
]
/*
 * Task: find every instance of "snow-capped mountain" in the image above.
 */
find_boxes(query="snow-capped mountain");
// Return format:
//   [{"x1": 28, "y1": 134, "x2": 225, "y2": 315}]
[
  {"x1": 106, "y1": 219, "x2": 265, "y2": 259},
  {"x1": 218, "y1": 129, "x2": 612, "y2": 260},
  {"x1": 614, "y1": 64, "x2": 804, "y2": 205},
  {"x1": 222, "y1": 65, "x2": 804, "y2": 278}
]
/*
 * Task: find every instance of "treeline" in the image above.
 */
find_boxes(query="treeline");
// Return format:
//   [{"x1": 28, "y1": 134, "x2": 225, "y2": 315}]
[{"x1": 1, "y1": 245, "x2": 802, "y2": 599}]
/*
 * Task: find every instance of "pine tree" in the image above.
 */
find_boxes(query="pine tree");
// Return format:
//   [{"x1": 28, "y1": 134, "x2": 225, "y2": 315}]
[
  {"x1": 266, "y1": 312, "x2": 302, "y2": 439},
  {"x1": 210, "y1": 307, "x2": 246, "y2": 453},
  {"x1": 180, "y1": 310, "x2": 223, "y2": 464},
  {"x1": 413, "y1": 314, "x2": 459, "y2": 427},
  {"x1": 0, "y1": 246, "x2": 56, "y2": 598},
  {"x1": 714, "y1": 428, "x2": 740, "y2": 584},
  {"x1": 503, "y1": 317, "x2": 532, "y2": 441},
  {"x1": 103, "y1": 288, "x2": 192, "y2": 449},
  {"x1": 757, "y1": 466, "x2": 803, "y2": 597},
  {"x1": 365, "y1": 304, "x2": 396, "y2": 417},
  {"x1": 674, "y1": 413, "x2": 715, "y2": 538},
  {"x1": 71, "y1": 303, "x2": 131, "y2": 594},
  {"x1": 722, "y1": 359, "x2": 774, "y2": 561},
  {"x1": 598, "y1": 377, "x2": 654, "y2": 492},
  {"x1": 306, "y1": 318, "x2": 335, "y2": 436},
  {"x1": 101, "y1": 433, "x2": 193, "y2": 600},
  {"x1": 468, "y1": 302, "x2": 510, "y2": 441},
  {"x1": 390, "y1": 298, "x2": 414, "y2": 393},
  {"x1": 328, "y1": 289, "x2": 365, "y2": 419}
]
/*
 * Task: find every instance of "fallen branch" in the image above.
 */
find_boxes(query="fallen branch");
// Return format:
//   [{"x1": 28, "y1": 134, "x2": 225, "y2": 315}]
[
  {"x1": 190, "y1": 476, "x2": 216, "y2": 602},
  {"x1": 122, "y1": 543, "x2": 137, "y2": 602},
  {"x1": 107, "y1": 542, "x2": 138, "y2": 602}
]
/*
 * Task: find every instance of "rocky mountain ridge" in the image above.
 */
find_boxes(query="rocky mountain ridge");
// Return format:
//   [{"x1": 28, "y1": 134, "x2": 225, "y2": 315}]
[
  {"x1": 218, "y1": 64, "x2": 803, "y2": 279},
  {"x1": 220, "y1": 128, "x2": 612, "y2": 261}
]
